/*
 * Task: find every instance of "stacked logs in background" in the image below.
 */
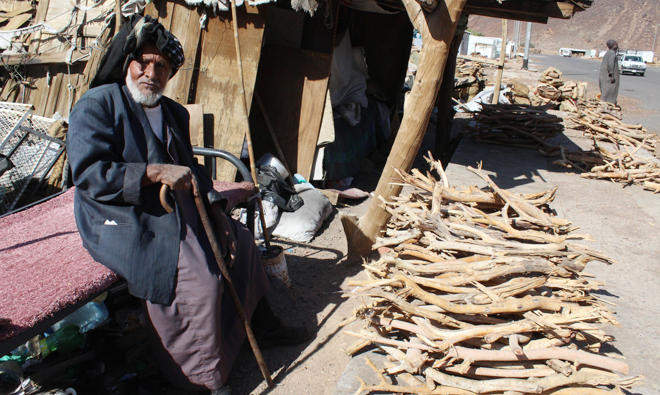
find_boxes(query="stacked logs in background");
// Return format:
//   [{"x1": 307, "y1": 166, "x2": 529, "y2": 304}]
[
  {"x1": 469, "y1": 104, "x2": 564, "y2": 152},
  {"x1": 575, "y1": 99, "x2": 622, "y2": 119},
  {"x1": 530, "y1": 68, "x2": 587, "y2": 112},
  {"x1": 454, "y1": 59, "x2": 487, "y2": 102},
  {"x1": 345, "y1": 159, "x2": 642, "y2": 394},
  {"x1": 560, "y1": 107, "x2": 660, "y2": 192}
]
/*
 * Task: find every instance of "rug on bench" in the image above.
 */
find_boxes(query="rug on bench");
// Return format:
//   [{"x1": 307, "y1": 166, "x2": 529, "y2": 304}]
[{"x1": 0, "y1": 188, "x2": 117, "y2": 343}]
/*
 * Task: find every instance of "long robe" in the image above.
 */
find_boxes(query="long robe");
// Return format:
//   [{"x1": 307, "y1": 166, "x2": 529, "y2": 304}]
[
  {"x1": 599, "y1": 49, "x2": 620, "y2": 104},
  {"x1": 146, "y1": 189, "x2": 268, "y2": 390},
  {"x1": 144, "y1": 109, "x2": 269, "y2": 391}
]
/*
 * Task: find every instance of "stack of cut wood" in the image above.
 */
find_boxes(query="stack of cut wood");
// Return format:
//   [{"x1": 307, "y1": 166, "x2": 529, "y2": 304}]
[
  {"x1": 531, "y1": 68, "x2": 587, "y2": 112},
  {"x1": 508, "y1": 79, "x2": 530, "y2": 105},
  {"x1": 538, "y1": 67, "x2": 564, "y2": 87},
  {"x1": 454, "y1": 59, "x2": 487, "y2": 102},
  {"x1": 345, "y1": 159, "x2": 642, "y2": 394},
  {"x1": 561, "y1": 108, "x2": 660, "y2": 192},
  {"x1": 469, "y1": 103, "x2": 564, "y2": 152}
]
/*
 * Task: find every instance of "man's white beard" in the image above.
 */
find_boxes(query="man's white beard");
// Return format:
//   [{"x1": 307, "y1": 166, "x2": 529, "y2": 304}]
[{"x1": 125, "y1": 74, "x2": 163, "y2": 107}]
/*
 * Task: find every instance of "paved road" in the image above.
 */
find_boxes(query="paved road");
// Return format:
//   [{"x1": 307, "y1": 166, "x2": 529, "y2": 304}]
[{"x1": 531, "y1": 54, "x2": 660, "y2": 134}]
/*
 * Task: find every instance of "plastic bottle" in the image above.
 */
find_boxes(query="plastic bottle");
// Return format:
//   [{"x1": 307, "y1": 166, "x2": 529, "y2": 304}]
[
  {"x1": 38, "y1": 325, "x2": 85, "y2": 358},
  {"x1": 50, "y1": 301, "x2": 109, "y2": 334},
  {"x1": 7, "y1": 336, "x2": 40, "y2": 363}
]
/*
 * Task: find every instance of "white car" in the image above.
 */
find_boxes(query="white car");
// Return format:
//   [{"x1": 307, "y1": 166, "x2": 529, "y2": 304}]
[{"x1": 619, "y1": 54, "x2": 646, "y2": 76}]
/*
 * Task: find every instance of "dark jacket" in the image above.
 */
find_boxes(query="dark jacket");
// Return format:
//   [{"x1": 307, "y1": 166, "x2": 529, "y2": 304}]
[{"x1": 67, "y1": 83, "x2": 212, "y2": 305}]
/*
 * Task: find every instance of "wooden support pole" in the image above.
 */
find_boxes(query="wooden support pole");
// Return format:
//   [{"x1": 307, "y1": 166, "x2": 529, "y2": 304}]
[
  {"x1": 435, "y1": 14, "x2": 467, "y2": 162},
  {"x1": 342, "y1": 0, "x2": 468, "y2": 260},
  {"x1": 492, "y1": 19, "x2": 507, "y2": 104}
]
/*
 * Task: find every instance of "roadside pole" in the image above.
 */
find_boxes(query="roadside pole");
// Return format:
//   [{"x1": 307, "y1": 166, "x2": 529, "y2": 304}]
[
  {"x1": 512, "y1": 20, "x2": 521, "y2": 57},
  {"x1": 652, "y1": 24, "x2": 658, "y2": 58},
  {"x1": 522, "y1": 21, "x2": 531, "y2": 69},
  {"x1": 492, "y1": 19, "x2": 508, "y2": 104}
]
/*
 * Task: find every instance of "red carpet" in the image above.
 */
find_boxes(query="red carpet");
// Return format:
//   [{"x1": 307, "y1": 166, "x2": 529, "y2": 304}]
[{"x1": 0, "y1": 188, "x2": 117, "y2": 343}]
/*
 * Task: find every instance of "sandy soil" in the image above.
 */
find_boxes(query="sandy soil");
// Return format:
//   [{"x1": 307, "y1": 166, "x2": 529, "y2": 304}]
[{"x1": 227, "y1": 196, "x2": 372, "y2": 395}]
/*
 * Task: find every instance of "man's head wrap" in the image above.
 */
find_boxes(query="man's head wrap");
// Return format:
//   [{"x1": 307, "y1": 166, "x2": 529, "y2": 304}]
[
  {"x1": 606, "y1": 40, "x2": 618, "y2": 50},
  {"x1": 90, "y1": 15, "x2": 184, "y2": 89}
]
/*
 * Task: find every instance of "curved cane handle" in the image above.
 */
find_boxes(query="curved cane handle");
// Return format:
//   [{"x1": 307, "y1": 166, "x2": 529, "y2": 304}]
[{"x1": 159, "y1": 184, "x2": 175, "y2": 213}]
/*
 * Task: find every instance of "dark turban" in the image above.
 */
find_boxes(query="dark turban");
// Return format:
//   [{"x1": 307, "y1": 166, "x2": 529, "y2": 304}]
[
  {"x1": 606, "y1": 40, "x2": 618, "y2": 50},
  {"x1": 90, "y1": 14, "x2": 184, "y2": 89}
]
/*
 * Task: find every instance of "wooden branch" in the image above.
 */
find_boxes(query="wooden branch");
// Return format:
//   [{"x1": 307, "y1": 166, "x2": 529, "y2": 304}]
[
  {"x1": 447, "y1": 347, "x2": 629, "y2": 375},
  {"x1": 0, "y1": 49, "x2": 89, "y2": 66},
  {"x1": 491, "y1": 19, "x2": 507, "y2": 104},
  {"x1": 366, "y1": 288, "x2": 468, "y2": 328},
  {"x1": 399, "y1": 274, "x2": 569, "y2": 315},
  {"x1": 457, "y1": 54, "x2": 500, "y2": 66},
  {"x1": 444, "y1": 364, "x2": 556, "y2": 378},
  {"x1": 425, "y1": 367, "x2": 634, "y2": 394}
]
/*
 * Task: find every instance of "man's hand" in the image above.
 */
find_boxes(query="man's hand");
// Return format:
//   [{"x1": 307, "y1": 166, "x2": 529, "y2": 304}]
[{"x1": 145, "y1": 163, "x2": 199, "y2": 196}]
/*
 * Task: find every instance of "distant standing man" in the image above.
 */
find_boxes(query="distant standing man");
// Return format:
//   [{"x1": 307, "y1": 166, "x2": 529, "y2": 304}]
[{"x1": 599, "y1": 39, "x2": 620, "y2": 104}]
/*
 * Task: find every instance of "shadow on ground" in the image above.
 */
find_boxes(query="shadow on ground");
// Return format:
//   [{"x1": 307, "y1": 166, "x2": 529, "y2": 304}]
[
  {"x1": 449, "y1": 115, "x2": 592, "y2": 190},
  {"x1": 227, "y1": 220, "x2": 363, "y2": 394}
]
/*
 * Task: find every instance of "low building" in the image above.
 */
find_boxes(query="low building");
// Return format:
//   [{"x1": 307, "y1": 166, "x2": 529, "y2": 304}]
[
  {"x1": 559, "y1": 47, "x2": 587, "y2": 57},
  {"x1": 462, "y1": 35, "x2": 502, "y2": 59}
]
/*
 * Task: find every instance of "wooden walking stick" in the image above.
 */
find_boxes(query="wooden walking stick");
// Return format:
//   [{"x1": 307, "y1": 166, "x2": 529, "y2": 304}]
[
  {"x1": 230, "y1": 0, "x2": 271, "y2": 248},
  {"x1": 160, "y1": 184, "x2": 274, "y2": 388}
]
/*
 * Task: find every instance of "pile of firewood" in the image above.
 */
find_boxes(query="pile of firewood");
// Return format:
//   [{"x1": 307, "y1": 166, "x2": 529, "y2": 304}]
[
  {"x1": 468, "y1": 103, "x2": 564, "y2": 152},
  {"x1": 530, "y1": 68, "x2": 587, "y2": 111},
  {"x1": 508, "y1": 79, "x2": 531, "y2": 105},
  {"x1": 576, "y1": 98, "x2": 622, "y2": 119},
  {"x1": 345, "y1": 159, "x2": 642, "y2": 394},
  {"x1": 561, "y1": 107, "x2": 660, "y2": 192},
  {"x1": 454, "y1": 59, "x2": 487, "y2": 102}
]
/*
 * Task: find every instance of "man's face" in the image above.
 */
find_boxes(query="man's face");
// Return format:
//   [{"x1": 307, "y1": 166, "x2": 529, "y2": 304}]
[{"x1": 126, "y1": 42, "x2": 172, "y2": 106}]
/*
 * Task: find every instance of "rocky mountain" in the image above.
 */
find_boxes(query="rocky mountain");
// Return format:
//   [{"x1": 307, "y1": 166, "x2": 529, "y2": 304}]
[{"x1": 467, "y1": 0, "x2": 659, "y2": 55}]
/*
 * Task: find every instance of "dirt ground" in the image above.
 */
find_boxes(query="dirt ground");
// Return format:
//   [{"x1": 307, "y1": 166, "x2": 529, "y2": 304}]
[{"x1": 228, "y1": 198, "x2": 371, "y2": 394}]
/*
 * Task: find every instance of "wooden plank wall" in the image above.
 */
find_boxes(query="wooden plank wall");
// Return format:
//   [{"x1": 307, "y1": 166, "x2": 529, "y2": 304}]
[
  {"x1": 254, "y1": 45, "x2": 331, "y2": 181},
  {"x1": 18, "y1": 0, "x2": 110, "y2": 118},
  {"x1": 194, "y1": 6, "x2": 265, "y2": 181},
  {"x1": 145, "y1": 0, "x2": 203, "y2": 105},
  {"x1": 1, "y1": 1, "x2": 267, "y2": 185}
]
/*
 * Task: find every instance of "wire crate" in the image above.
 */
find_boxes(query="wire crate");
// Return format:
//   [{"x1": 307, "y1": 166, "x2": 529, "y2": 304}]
[{"x1": 0, "y1": 102, "x2": 65, "y2": 215}]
